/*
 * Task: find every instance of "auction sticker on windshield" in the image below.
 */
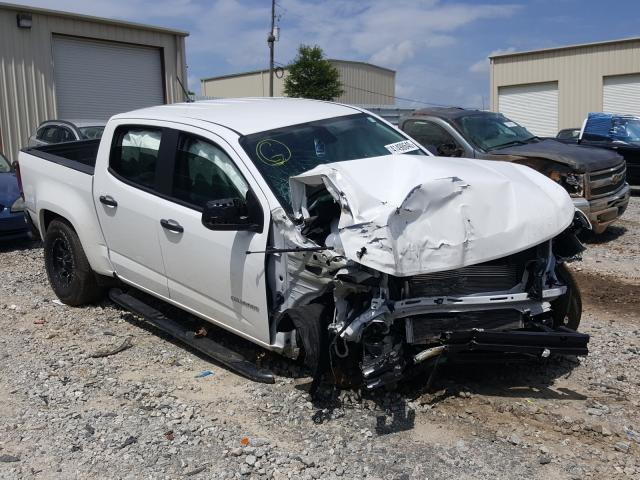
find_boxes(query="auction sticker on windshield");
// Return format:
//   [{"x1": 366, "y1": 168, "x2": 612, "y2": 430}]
[{"x1": 385, "y1": 140, "x2": 419, "y2": 154}]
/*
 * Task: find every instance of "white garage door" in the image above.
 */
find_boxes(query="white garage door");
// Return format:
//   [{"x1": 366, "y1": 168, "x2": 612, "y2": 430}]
[
  {"x1": 603, "y1": 74, "x2": 640, "y2": 116},
  {"x1": 53, "y1": 36, "x2": 165, "y2": 120},
  {"x1": 498, "y1": 82, "x2": 558, "y2": 137}
]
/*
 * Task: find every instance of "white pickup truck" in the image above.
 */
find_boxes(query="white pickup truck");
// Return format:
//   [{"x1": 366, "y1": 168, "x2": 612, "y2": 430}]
[{"x1": 18, "y1": 98, "x2": 589, "y2": 389}]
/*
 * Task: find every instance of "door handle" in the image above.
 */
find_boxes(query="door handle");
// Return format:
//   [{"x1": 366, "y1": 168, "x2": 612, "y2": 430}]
[
  {"x1": 160, "y1": 219, "x2": 184, "y2": 233},
  {"x1": 99, "y1": 195, "x2": 118, "y2": 208}
]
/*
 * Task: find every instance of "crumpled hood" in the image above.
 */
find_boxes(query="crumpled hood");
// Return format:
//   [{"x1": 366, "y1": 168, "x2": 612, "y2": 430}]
[
  {"x1": 290, "y1": 154, "x2": 574, "y2": 277},
  {"x1": 492, "y1": 138, "x2": 623, "y2": 172},
  {"x1": 0, "y1": 172, "x2": 20, "y2": 209}
]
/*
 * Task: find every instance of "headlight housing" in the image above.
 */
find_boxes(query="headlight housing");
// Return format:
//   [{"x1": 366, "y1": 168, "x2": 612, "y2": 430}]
[
  {"x1": 549, "y1": 171, "x2": 585, "y2": 198},
  {"x1": 10, "y1": 197, "x2": 25, "y2": 213}
]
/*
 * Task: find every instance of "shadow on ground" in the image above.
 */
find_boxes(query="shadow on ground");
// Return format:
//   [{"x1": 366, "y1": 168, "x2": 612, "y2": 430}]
[
  {"x1": 108, "y1": 286, "x2": 584, "y2": 435},
  {"x1": 580, "y1": 225, "x2": 627, "y2": 244},
  {"x1": 0, "y1": 237, "x2": 41, "y2": 253}
]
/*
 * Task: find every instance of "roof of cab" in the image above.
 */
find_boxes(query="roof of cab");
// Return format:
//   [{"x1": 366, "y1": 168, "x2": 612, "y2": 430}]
[
  {"x1": 408, "y1": 107, "x2": 495, "y2": 121},
  {"x1": 113, "y1": 98, "x2": 363, "y2": 136}
]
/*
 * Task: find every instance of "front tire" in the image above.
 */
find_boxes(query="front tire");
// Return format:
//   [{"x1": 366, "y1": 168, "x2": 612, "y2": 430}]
[
  {"x1": 552, "y1": 263, "x2": 582, "y2": 330},
  {"x1": 44, "y1": 219, "x2": 103, "y2": 306}
]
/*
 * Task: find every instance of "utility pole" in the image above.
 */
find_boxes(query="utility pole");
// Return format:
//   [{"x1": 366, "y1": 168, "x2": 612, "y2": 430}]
[{"x1": 268, "y1": 0, "x2": 276, "y2": 97}]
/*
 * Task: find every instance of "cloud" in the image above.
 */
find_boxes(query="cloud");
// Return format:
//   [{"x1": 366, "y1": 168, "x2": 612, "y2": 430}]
[
  {"x1": 16, "y1": 0, "x2": 522, "y2": 108},
  {"x1": 469, "y1": 47, "x2": 516, "y2": 73}
]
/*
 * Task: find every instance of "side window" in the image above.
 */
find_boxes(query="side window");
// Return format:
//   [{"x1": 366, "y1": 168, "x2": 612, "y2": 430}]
[
  {"x1": 172, "y1": 134, "x2": 249, "y2": 209},
  {"x1": 36, "y1": 127, "x2": 47, "y2": 140},
  {"x1": 404, "y1": 120, "x2": 459, "y2": 155},
  {"x1": 59, "y1": 127, "x2": 75, "y2": 143},
  {"x1": 42, "y1": 127, "x2": 60, "y2": 143},
  {"x1": 110, "y1": 127, "x2": 162, "y2": 190}
]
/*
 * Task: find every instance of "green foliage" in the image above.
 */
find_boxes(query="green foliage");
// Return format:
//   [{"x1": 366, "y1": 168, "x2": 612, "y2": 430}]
[{"x1": 283, "y1": 45, "x2": 344, "y2": 101}]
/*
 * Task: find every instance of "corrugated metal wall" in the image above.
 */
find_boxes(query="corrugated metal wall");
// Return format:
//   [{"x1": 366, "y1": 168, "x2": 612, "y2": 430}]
[
  {"x1": 0, "y1": 5, "x2": 187, "y2": 162},
  {"x1": 202, "y1": 71, "x2": 286, "y2": 98},
  {"x1": 490, "y1": 39, "x2": 640, "y2": 130},
  {"x1": 331, "y1": 61, "x2": 395, "y2": 105},
  {"x1": 201, "y1": 61, "x2": 395, "y2": 106}
]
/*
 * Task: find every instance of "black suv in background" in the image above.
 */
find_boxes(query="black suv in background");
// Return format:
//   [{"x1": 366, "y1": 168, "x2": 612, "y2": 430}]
[{"x1": 399, "y1": 108, "x2": 630, "y2": 233}]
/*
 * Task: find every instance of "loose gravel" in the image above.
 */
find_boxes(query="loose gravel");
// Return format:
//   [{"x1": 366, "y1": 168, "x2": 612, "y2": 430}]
[{"x1": 1, "y1": 197, "x2": 639, "y2": 479}]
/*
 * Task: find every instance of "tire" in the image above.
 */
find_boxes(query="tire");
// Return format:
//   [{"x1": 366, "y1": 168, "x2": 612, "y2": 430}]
[
  {"x1": 44, "y1": 219, "x2": 103, "y2": 306},
  {"x1": 552, "y1": 263, "x2": 582, "y2": 330}
]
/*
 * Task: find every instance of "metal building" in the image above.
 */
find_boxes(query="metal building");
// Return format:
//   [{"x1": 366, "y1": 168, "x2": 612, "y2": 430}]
[
  {"x1": 0, "y1": 2, "x2": 189, "y2": 162},
  {"x1": 201, "y1": 59, "x2": 396, "y2": 105},
  {"x1": 490, "y1": 37, "x2": 640, "y2": 137}
]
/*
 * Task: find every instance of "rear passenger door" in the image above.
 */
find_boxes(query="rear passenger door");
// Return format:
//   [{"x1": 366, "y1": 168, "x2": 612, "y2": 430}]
[
  {"x1": 156, "y1": 130, "x2": 271, "y2": 345},
  {"x1": 94, "y1": 125, "x2": 171, "y2": 297}
]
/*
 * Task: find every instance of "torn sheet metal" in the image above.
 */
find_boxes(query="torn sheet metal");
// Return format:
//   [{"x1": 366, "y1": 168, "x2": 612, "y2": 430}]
[{"x1": 290, "y1": 154, "x2": 575, "y2": 277}]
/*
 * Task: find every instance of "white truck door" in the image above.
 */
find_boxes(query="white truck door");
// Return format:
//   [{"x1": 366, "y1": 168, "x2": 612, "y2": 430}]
[
  {"x1": 93, "y1": 126, "x2": 170, "y2": 297},
  {"x1": 156, "y1": 131, "x2": 271, "y2": 345}
]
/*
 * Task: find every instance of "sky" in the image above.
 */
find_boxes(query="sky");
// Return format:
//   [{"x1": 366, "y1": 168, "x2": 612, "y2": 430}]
[{"x1": 17, "y1": 0, "x2": 640, "y2": 109}]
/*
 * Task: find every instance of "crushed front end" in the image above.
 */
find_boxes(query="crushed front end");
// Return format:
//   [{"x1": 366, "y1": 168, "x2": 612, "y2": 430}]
[
  {"x1": 273, "y1": 154, "x2": 590, "y2": 390},
  {"x1": 328, "y1": 234, "x2": 588, "y2": 390}
]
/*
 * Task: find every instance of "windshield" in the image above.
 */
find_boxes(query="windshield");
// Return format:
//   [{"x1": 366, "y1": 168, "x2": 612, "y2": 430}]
[
  {"x1": 78, "y1": 126, "x2": 105, "y2": 140},
  {"x1": 239, "y1": 113, "x2": 425, "y2": 209},
  {"x1": 0, "y1": 152, "x2": 11, "y2": 173},
  {"x1": 454, "y1": 113, "x2": 536, "y2": 151}
]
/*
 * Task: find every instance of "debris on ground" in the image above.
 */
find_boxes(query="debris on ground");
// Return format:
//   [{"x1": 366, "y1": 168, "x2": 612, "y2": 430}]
[{"x1": 89, "y1": 336, "x2": 133, "y2": 358}]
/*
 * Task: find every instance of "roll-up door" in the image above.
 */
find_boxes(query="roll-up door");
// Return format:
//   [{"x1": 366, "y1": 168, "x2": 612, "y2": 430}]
[
  {"x1": 53, "y1": 36, "x2": 164, "y2": 120},
  {"x1": 603, "y1": 74, "x2": 640, "y2": 116},
  {"x1": 498, "y1": 82, "x2": 558, "y2": 137}
]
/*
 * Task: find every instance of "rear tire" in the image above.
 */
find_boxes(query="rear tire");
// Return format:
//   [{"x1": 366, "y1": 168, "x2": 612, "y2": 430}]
[
  {"x1": 552, "y1": 263, "x2": 582, "y2": 330},
  {"x1": 44, "y1": 219, "x2": 103, "y2": 306}
]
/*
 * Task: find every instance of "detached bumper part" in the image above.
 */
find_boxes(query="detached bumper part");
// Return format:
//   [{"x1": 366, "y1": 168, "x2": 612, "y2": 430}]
[{"x1": 443, "y1": 327, "x2": 589, "y2": 357}]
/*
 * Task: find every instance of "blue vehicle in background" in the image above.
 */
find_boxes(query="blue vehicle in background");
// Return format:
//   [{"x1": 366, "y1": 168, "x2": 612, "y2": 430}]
[
  {"x1": 0, "y1": 151, "x2": 29, "y2": 240},
  {"x1": 579, "y1": 113, "x2": 640, "y2": 187}
]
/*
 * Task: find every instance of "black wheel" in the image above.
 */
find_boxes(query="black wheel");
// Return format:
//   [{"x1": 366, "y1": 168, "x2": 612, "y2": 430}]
[
  {"x1": 552, "y1": 263, "x2": 582, "y2": 330},
  {"x1": 44, "y1": 219, "x2": 103, "y2": 306}
]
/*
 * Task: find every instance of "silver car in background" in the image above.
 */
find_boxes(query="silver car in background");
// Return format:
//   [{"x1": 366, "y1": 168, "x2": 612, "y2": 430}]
[{"x1": 27, "y1": 120, "x2": 106, "y2": 147}]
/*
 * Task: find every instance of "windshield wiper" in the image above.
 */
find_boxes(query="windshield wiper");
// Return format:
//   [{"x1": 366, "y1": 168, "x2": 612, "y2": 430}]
[{"x1": 491, "y1": 140, "x2": 527, "y2": 150}]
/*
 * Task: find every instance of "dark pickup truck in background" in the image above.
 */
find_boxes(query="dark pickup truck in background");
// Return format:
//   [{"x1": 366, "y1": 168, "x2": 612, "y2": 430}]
[
  {"x1": 400, "y1": 108, "x2": 630, "y2": 234},
  {"x1": 555, "y1": 113, "x2": 640, "y2": 187}
]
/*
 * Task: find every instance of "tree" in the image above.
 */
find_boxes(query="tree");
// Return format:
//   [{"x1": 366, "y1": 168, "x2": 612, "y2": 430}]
[{"x1": 283, "y1": 45, "x2": 344, "y2": 101}]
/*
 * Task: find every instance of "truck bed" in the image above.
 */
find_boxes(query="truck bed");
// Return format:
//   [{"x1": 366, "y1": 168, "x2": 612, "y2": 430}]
[
  {"x1": 24, "y1": 139, "x2": 100, "y2": 175},
  {"x1": 19, "y1": 139, "x2": 113, "y2": 276}
]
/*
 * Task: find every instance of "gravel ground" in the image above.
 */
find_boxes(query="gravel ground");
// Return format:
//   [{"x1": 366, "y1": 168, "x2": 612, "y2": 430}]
[{"x1": 1, "y1": 197, "x2": 639, "y2": 479}]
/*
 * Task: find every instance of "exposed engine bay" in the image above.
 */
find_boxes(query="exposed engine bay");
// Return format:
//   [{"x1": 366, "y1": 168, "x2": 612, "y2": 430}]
[{"x1": 269, "y1": 155, "x2": 590, "y2": 390}]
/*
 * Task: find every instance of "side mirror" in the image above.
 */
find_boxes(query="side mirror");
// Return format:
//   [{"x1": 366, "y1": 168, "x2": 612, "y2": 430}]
[
  {"x1": 437, "y1": 143, "x2": 464, "y2": 157},
  {"x1": 201, "y1": 191, "x2": 263, "y2": 233}
]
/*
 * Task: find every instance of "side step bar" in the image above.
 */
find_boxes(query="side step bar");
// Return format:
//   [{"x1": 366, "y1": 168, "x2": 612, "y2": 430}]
[{"x1": 108, "y1": 288, "x2": 275, "y2": 384}]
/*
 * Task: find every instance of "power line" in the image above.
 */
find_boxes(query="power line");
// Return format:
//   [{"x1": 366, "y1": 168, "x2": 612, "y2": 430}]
[
  {"x1": 273, "y1": 63, "x2": 474, "y2": 108},
  {"x1": 340, "y1": 83, "x2": 471, "y2": 109}
]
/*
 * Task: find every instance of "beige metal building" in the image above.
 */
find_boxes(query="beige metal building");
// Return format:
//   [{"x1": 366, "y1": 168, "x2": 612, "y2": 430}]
[
  {"x1": 201, "y1": 60, "x2": 396, "y2": 105},
  {"x1": 0, "y1": 2, "x2": 189, "y2": 162},
  {"x1": 490, "y1": 37, "x2": 640, "y2": 137}
]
